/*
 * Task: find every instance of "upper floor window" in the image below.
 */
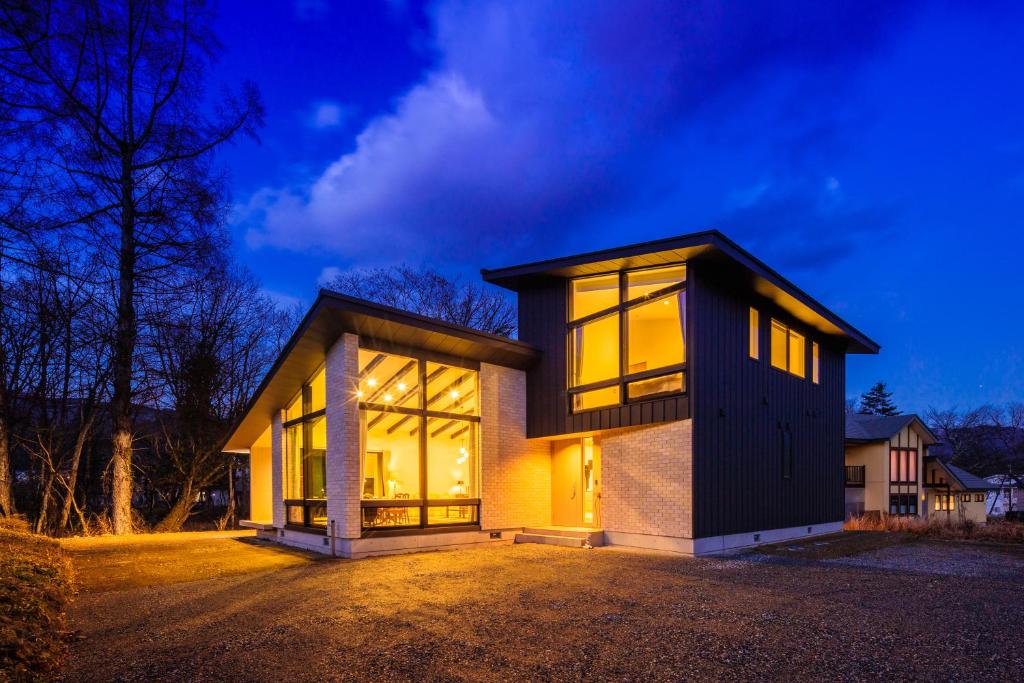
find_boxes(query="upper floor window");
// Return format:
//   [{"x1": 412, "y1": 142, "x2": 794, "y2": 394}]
[
  {"x1": 749, "y1": 307, "x2": 760, "y2": 360},
  {"x1": 568, "y1": 265, "x2": 686, "y2": 412},
  {"x1": 770, "y1": 319, "x2": 806, "y2": 379},
  {"x1": 890, "y1": 447, "x2": 918, "y2": 484},
  {"x1": 811, "y1": 342, "x2": 820, "y2": 384}
]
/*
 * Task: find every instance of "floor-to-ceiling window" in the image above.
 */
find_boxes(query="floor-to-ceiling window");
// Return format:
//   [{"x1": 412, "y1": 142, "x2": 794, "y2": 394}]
[
  {"x1": 283, "y1": 367, "x2": 327, "y2": 529},
  {"x1": 568, "y1": 265, "x2": 686, "y2": 411},
  {"x1": 358, "y1": 348, "x2": 480, "y2": 532}
]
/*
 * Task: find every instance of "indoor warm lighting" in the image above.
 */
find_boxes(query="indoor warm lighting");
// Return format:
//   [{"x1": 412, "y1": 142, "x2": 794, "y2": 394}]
[
  {"x1": 356, "y1": 390, "x2": 364, "y2": 398},
  {"x1": 449, "y1": 389, "x2": 460, "y2": 399},
  {"x1": 383, "y1": 393, "x2": 394, "y2": 402},
  {"x1": 367, "y1": 377, "x2": 378, "y2": 387},
  {"x1": 397, "y1": 382, "x2": 407, "y2": 391}
]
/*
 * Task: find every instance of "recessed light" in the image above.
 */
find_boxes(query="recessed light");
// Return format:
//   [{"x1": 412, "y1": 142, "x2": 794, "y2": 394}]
[{"x1": 367, "y1": 378, "x2": 378, "y2": 387}]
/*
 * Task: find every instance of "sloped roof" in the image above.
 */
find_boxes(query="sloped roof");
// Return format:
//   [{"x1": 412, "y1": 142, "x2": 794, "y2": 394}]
[
  {"x1": 845, "y1": 413, "x2": 939, "y2": 445},
  {"x1": 925, "y1": 458, "x2": 994, "y2": 491},
  {"x1": 481, "y1": 230, "x2": 879, "y2": 354}
]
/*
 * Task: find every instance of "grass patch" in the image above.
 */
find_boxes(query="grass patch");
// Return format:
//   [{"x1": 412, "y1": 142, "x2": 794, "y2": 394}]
[
  {"x1": 845, "y1": 514, "x2": 1024, "y2": 543},
  {"x1": 0, "y1": 518, "x2": 75, "y2": 682}
]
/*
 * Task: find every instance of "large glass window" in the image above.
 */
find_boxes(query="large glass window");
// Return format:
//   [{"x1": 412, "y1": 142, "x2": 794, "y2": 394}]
[
  {"x1": 770, "y1": 319, "x2": 808, "y2": 379},
  {"x1": 568, "y1": 266, "x2": 686, "y2": 412},
  {"x1": 358, "y1": 349, "x2": 480, "y2": 532},
  {"x1": 283, "y1": 367, "x2": 327, "y2": 529}
]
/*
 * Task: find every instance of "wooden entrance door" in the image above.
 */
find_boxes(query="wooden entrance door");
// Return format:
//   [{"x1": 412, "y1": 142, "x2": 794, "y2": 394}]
[{"x1": 551, "y1": 439, "x2": 583, "y2": 527}]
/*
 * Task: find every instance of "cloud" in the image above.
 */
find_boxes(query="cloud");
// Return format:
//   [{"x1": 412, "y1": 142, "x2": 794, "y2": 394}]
[
  {"x1": 308, "y1": 101, "x2": 352, "y2": 130},
  {"x1": 241, "y1": 0, "x2": 921, "y2": 266}
]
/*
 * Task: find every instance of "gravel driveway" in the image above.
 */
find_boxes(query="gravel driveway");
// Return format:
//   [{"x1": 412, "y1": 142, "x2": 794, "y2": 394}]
[{"x1": 60, "y1": 532, "x2": 1024, "y2": 681}]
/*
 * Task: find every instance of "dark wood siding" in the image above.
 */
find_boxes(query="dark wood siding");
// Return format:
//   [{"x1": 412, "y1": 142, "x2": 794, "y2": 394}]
[
  {"x1": 689, "y1": 261, "x2": 846, "y2": 538},
  {"x1": 518, "y1": 278, "x2": 690, "y2": 439}
]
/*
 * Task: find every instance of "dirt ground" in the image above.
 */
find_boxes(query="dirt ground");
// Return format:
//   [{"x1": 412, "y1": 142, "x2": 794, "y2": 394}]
[{"x1": 59, "y1": 531, "x2": 1024, "y2": 682}]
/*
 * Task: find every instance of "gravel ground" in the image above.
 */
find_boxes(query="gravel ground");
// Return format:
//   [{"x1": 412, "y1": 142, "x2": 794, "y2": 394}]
[
  {"x1": 59, "y1": 533, "x2": 1024, "y2": 682},
  {"x1": 823, "y1": 542, "x2": 1024, "y2": 578}
]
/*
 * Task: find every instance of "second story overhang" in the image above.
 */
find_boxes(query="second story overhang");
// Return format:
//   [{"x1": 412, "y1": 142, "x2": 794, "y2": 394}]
[{"x1": 482, "y1": 229, "x2": 880, "y2": 355}]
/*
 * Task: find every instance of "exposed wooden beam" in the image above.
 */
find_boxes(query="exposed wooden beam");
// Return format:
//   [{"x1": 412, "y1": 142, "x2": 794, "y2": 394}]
[
  {"x1": 450, "y1": 425, "x2": 470, "y2": 440},
  {"x1": 426, "y1": 371, "x2": 473, "y2": 408},
  {"x1": 386, "y1": 414, "x2": 415, "y2": 435},
  {"x1": 430, "y1": 420, "x2": 458, "y2": 438},
  {"x1": 366, "y1": 360, "x2": 416, "y2": 403},
  {"x1": 358, "y1": 354, "x2": 386, "y2": 379}
]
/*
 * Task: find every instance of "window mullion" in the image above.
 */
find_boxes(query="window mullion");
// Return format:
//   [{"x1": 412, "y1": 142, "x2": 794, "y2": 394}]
[{"x1": 418, "y1": 360, "x2": 427, "y2": 528}]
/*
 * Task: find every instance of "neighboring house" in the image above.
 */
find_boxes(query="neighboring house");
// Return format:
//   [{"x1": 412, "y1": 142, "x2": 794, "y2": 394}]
[
  {"x1": 844, "y1": 413, "x2": 991, "y2": 524},
  {"x1": 923, "y1": 459, "x2": 990, "y2": 524},
  {"x1": 986, "y1": 474, "x2": 1023, "y2": 516},
  {"x1": 222, "y1": 230, "x2": 879, "y2": 558},
  {"x1": 844, "y1": 413, "x2": 938, "y2": 519}
]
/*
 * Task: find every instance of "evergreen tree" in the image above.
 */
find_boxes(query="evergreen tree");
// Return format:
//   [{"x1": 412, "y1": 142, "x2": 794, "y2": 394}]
[{"x1": 858, "y1": 381, "x2": 900, "y2": 416}]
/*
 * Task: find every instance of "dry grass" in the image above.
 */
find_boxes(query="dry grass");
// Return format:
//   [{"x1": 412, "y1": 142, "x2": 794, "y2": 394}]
[
  {"x1": 844, "y1": 514, "x2": 1024, "y2": 543},
  {"x1": 0, "y1": 518, "x2": 75, "y2": 682}
]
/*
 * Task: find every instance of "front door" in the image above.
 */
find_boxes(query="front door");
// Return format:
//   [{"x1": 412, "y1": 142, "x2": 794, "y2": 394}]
[{"x1": 551, "y1": 436, "x2": 601, "y2": 527}]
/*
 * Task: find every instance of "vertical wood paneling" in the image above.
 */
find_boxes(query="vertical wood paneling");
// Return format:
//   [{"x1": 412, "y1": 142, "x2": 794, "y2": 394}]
[{"x1": 690, "y1": 261, "x2": 846, "y2": 538}]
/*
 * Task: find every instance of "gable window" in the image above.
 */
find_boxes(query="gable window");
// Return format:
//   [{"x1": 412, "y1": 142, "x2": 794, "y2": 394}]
[
  {"x1": 283, "y1": 367, "x2": 328, "y2": 530},
  {"x1": 568, "y1": 265, "x2": 686, "y2": 412},
  {"x1": 749, "y1": 307, "x2": 760, "y2": 360},
  {"x1": 889, "y1": 448, "x2": 918, "y2": 484},
  {"x1": 770, "y1": 319, "x2": 806, "y2": 378}
]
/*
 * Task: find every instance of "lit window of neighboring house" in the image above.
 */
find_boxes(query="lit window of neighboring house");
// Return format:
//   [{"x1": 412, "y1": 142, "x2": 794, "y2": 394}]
[
  {"x1": 889, "y1": 448, "x2": 917, "y2": 483},
  {"x1": 935, "y1": 494, "x2": 956, "y2": 511}
]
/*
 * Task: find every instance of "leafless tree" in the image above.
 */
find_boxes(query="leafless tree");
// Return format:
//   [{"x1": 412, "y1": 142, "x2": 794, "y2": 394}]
[
  {"x1": 0, "y1": 0, "x2": 262, "y2": 533},
  {"x1": 326, "y1": 265, "x2": 517, "y2": 337}
]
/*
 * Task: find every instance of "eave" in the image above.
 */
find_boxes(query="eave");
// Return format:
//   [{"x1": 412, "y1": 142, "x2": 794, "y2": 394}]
[{"x1": 482, "y1": 229, "x2": 880, "y2": 354}]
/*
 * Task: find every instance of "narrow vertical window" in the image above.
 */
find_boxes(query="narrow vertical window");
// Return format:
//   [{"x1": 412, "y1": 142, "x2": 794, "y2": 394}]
[
  {"x1": 811, "y1": 342, "x2": 819, "y2": 384},
  {"x1": 749, "y1": 307, "x2": 760, "y2": 359},
  {"x1": 788, "y1": 329, "x2": 806, "y2": 378},
  {"x1": 770, "y1": 320, "x2": 787, "y2": 370}
]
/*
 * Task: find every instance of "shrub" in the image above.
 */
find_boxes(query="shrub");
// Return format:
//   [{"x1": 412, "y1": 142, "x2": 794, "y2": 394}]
[
  {"x1": 844, "y1": 514, "x2": 1024, "y2": 543},
  {"x1": 0, "y1": 520, "x2": 75, "y2": 681}
]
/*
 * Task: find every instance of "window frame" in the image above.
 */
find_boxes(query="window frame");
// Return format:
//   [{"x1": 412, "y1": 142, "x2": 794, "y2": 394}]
[
  {"x1": 889, "y1": 447, "x2": 918, "y2": 484},
  {"x1": 357, "y1": 345, "x2": 482, "y2": 536},
  {"x1": 282, "y1": 366, "x2": 328, "y2": 531},
  {"x1": 567, "y1": 266, "x2": 687, "y2": 413}
]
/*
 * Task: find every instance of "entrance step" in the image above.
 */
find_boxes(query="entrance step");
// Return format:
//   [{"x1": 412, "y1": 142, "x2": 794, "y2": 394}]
[{"x1": 515, "y1": 526, "x2": 605, "y2": 548}]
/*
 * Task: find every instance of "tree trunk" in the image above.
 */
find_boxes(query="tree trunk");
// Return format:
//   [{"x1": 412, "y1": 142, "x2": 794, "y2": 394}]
[
  {"x1": 35, "y1": 470, "x2": 54, "y2": 534},
  {"x1": 0, "y1": 409, "x2": 12, "y2": 517},
  {"x1": 155, "y1": 480, "x2": 195, "y2": 532},
  {"x1": 217, "y1": 458, "x2": 236, "y2": 531},
  {"x1": 59, "y1": 412, "x2": 95, "y2": 532},
  {"x1": 110, "y1": 149, "x2": 138, "y2": 535}
]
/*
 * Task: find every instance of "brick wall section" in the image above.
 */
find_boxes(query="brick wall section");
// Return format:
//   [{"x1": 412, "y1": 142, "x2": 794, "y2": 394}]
[
  {"x1": 270, "y1": 412, "x2": 284, "y2": 528},
  {"x1": 479, "y1": 363, "x2": 551, "y2": 529},
  {"x1": 602, "y1": 419, "x2": 693, "y2": 538},
  {"x1": 326, "y1": 333, "x2": 362, "y2": 538}
]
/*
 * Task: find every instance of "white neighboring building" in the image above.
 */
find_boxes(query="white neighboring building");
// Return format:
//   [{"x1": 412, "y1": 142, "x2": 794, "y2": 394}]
[{"x1": 985, "y1": 474, "x2": 1023, "y2": 516}]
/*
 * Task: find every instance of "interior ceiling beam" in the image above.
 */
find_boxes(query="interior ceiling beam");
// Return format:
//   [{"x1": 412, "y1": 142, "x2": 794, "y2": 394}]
[
  {"x1": 450, "y1": 424, "x2": 469, "y2": 440},
  {"x1": 426, "y1": 390, "x2": 475, "y2": 423},
  {"x1": 386, "y1": 413, "x2": 415, "y2": 434},
  {"x1": 366, "y1": 360, "x2": 416, "y2": 403},
  {"x1": 426, "y1": 371, "x2": 473, "y2": 408},
  {"x1": 358, "y1": 353, "x2": 386, "y2": 379},
  {"x1": 429, "y1": 419, "x2": 458, "y2": 438}
]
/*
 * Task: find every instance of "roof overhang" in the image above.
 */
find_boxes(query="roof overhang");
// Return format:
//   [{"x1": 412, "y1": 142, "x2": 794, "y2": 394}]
[
  {"x1": 924, "y1": 457, "x2": 994, "y2": 492},
  {"x1": 845, "y1": 415, "x2": 940, "y2": 446},
  {"x1": 221, "y1": 291, "x2": 539, "y2": 452},
  {"x1": 482, "y1": 230, "x2": 879, "y2": 354}
]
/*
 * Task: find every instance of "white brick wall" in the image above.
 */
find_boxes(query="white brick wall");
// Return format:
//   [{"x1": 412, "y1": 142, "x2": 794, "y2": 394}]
[
  {"x1": 479, "y1": 363, "x2": 551, "y2": 529},
  {"x1": 325, "y1": 333, "x2": 361, "y2": 538},
  {"x1": 270, "y1": 412, "x2": 284, "y2": 528},
  {"x1": 602, "y1": 419, "x2": 693, "y2": 538}
]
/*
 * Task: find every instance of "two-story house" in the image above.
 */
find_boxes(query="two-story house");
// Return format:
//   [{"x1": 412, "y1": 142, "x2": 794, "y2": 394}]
[
  {"x1": 844, "y1": 413, "x2": 990, "y2": 524},
  {"x1": 222, "y1": 230, "x2": 879, "y2": 558}
]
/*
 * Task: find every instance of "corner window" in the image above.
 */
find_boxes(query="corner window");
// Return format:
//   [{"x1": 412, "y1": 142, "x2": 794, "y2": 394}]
[
  {"x1": 283, "y1": 367, "x2": 328, "y2": 529},
  {"x1": 770, "y1": 319, "x2": 807, "y2": 379},
  {"x1": 568, "y1": 266, "x2": 686, "y2": 412},
  {"x1": 358, "y1": 349, "x2": 480, "y2": 532},
  {"x1": 749, "y1": 307, "x2": 760, "y2": 360}
]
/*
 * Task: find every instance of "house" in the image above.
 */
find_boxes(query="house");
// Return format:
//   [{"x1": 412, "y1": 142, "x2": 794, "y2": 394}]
[
  {"x1": 844, "y1": 413, "x2": 990, "y2": 524},
  {"x1": 222, "y1": 230, "x2": 879, "y2": 558},
  {"x1": 985, "y1": 474, "x2": 1023, "y2": 516}
]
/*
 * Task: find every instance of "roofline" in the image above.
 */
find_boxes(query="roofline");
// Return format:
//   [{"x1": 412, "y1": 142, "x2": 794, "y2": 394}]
[
  {"x1": 923, "y1": 456, "x2": 994, "y2": 491},
  {"x1": 482, "y1": 229, "x2": 880, "y2": 354},
  {"x1": 845, "y1": 414, "x2": 941, "y2": 445},
  {"x1": 218, "y1": 290, "x2": 538, "y2": 453}
]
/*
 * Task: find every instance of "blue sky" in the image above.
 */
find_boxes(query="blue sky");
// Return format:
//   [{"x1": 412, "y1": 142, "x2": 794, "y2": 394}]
[{"x1": 213, "y1": 1, "x2": 1024, "y2": 413}]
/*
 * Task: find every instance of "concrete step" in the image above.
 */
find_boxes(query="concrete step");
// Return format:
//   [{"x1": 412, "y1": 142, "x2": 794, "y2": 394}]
[
  {"x1": 522, "y1": 527, "x2": 605, "y2": 547},
  {"x1": 514, "y1": 533, "x2": 586, "y2": 548}
]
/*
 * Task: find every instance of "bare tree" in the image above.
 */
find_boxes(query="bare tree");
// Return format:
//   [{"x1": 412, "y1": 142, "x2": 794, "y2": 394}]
[
  {"x1": 146, "y1": 266, "x2": 288, "y2": 531},
  {"x1": 326, "y1": 266, "x2": 518, "y2": 337},
  {"x1": 0, "y1": 0, "x2": 262, "y2": 533}
]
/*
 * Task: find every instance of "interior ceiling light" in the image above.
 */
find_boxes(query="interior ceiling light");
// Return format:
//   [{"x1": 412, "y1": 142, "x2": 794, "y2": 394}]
[
  {"x1": 383, "y1": 393, "x2": 393, "y2": 402},
  {"x1": 450, "y1": 389, "x2": 460, "y2": 399},
  {"x1": 397, "y1": 382, "x2": 407, "y2": 391},
  {"x1": 356, "y1": 390, "x2": 364, "y2": 398},
  {"x1": 367, "y1": 378, "x2": 378, "y2": 387}
]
